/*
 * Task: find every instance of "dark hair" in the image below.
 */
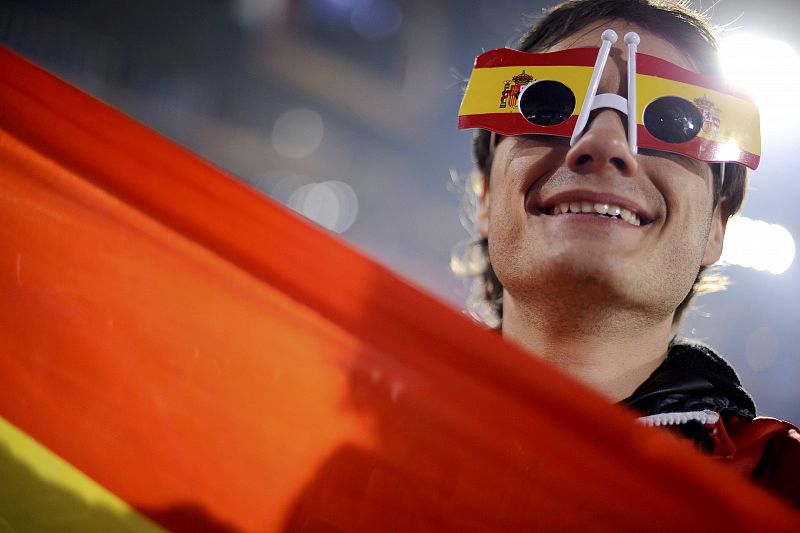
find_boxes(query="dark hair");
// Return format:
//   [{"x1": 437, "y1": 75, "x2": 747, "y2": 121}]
[{"x1": 461, "y1": 0, "x2": 748, "y2": 329}]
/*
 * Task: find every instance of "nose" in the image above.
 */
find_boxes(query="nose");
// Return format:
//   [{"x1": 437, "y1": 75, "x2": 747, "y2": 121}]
[{"x1": 565, "y1": 109, "x2": 639, "y2": 176}]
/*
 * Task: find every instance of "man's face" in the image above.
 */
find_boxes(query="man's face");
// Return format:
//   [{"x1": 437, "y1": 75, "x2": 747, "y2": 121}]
[{"x1": 479, "y1": 20, "x2": 727, "y2": 319}]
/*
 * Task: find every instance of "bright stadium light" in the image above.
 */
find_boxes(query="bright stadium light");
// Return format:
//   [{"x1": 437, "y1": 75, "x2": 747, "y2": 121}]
[
  {"x1": 720, "y1": 216, "x2": 795, "y2": 275},
  {"x1": 719, "y1": 34, "x2": 800, "y2": 134}
]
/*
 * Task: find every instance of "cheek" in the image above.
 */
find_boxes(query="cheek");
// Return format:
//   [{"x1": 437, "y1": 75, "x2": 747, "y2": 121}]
[
  {"x1": 485, "y1": 189, "x2": 524, "y2": 287},
  {"x1": 662, "y1": 185, "x2": 715, "y2": 280},
  {"x1": 675, "y1": 176, "x2": 715, "y2": 235},
  {"x1": 486, "y1": 194, "x2": 522, "y2": 267},
  {"x1": 657, "y1": 161, "x2": 715, "y2": 242},
  {"x1": 486, "y1": 177, "x2": 529, "y2": 253},
  {"x1": 486, "y1": 157, "x2": 523, "y2": 244}
]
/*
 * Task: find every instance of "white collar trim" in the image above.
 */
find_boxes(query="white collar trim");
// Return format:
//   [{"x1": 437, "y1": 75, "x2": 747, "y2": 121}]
[{"x1": 637, "y1": 410, "x2": 720, "y2": 428}]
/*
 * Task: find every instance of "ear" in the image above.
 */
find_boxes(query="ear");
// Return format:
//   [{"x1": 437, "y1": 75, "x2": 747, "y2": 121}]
[
  {"x1": 477, "y1": 173, "x2": 490, "y2": 238},
  {"x1": 701, "y1": 198, "x2": 728, "y2": 266}
]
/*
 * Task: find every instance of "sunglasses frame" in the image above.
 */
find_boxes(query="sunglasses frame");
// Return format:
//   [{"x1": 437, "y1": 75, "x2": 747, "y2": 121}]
[{"x1": 519, "y1": 80, "x2": 707, "y2": 146}]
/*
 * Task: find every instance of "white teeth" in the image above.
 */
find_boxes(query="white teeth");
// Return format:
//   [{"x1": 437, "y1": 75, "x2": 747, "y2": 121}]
[
  {"x1": 619, "y1": 208, "x2": 641, "y2": 226},
  {"x1": 551, "y1": 201, "x2": 642, "y2": 226}
]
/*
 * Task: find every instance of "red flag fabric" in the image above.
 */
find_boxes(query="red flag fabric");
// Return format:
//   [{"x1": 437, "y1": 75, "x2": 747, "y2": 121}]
[{"x1": 0, "y1": 45, "x2": 797, "y2": 532}]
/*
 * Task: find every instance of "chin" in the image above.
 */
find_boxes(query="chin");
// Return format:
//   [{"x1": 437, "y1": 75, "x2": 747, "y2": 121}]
[
  {"x1": 545, "y1": 249, "x2": 626, "y2": 284},
  {"x1": 508, "y1": 251, "x2": 659, "y2": 310}
]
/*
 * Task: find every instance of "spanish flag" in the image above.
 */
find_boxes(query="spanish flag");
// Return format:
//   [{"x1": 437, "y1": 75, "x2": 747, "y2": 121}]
[
  {"x1": 458, "y1": 47, "x2": 760, "y2": 169},
  {"x1": 0, "y1": 46, "x2": 795, "y2": 532}
]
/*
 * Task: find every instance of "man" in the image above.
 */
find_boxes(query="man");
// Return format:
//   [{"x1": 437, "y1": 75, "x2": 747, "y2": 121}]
[{"x1": 457, "y1": 0, "x2": 799, "y2": 504}]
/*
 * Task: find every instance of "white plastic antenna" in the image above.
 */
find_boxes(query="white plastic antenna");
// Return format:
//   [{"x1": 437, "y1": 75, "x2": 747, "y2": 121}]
[
  {"x1": 624, "y1": 32, "x2": 640, "y2": 154},
  {"x1": 570, "y1": 29, "x2": 618, "y2": 146}
]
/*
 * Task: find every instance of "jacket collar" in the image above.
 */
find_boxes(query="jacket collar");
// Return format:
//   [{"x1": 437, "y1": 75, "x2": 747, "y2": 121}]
[{"x1": 622, "y1": 340, "x2": 756, "y2": 420}]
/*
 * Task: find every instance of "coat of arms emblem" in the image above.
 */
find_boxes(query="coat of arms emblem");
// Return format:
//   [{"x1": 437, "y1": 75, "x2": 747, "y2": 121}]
[
  {"x1": 500, "y1": 70, "x2": 535, "y2": 110},
  {"x1": 693, "y1": 95, "x2": 721, "y2": 138}
]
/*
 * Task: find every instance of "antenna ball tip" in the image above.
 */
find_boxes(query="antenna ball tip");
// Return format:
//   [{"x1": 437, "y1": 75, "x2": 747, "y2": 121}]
[
  {"x1": 601, "y1": 29, "x2": 618, "y2": 43},
  {"x1": 624, "y1": 32, "x2": 640, "y2": 45}
]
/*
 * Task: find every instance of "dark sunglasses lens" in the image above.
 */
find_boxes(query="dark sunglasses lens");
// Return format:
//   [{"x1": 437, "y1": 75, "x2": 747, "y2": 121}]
[
  {"x1": 644, "y1": 96, "x2": 703, "y2": 144},
  {"x1": 519, "y1": 81, "x2": 575, "y2": 126}
]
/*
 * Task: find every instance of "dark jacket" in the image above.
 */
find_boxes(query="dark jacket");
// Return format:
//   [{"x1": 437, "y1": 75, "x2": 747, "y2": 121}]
[{"x1": 623, "y1": 341, "x2": 800, "y2": 507}]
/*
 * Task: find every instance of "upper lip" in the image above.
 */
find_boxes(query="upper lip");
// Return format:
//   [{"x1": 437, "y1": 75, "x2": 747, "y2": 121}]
[{"x1": 533, "y1": 189, "x2": 655, "y2": 224}]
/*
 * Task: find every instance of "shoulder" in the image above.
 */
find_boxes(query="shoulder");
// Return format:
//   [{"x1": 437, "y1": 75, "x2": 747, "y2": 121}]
[{"x1": 723, "y1": 415, "x2": 800, "y2": 507}]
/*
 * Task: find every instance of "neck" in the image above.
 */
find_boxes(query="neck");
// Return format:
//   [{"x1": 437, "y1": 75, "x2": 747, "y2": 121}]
[{"x1": 501, "y1": 291, "x2": 673, "y2": 402}]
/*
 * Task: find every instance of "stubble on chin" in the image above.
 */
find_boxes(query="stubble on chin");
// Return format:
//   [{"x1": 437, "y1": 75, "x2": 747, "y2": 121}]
[{"x1": 493, "y1": 244, "x2": 685, "y2": 333}]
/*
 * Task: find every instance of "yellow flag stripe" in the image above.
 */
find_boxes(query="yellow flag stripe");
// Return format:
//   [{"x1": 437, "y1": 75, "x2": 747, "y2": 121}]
[
  {"x1": 458, "y1": 65, "x2": 594, "y2": 116},
  {"x1": 0, "y1": 416, "x2": 167, "y2": 533}
]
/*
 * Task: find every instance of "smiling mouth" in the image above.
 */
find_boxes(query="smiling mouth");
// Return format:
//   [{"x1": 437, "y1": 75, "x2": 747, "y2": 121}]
[{"x1": 546, "y1": 201, "x2": 647, "y2": 226}]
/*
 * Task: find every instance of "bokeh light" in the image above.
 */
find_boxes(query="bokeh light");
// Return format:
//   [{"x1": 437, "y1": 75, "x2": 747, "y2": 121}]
[
  {"x1": 231, "y1": 0, "x2": 286, "y2": 28},
  {"x1": 350, "y1": 0, "x2": 403, "y2": 41},
  {"x1": 720, "y1": 216, "x2": 795, "y2": 274},
  {"x1": 271, "y1": 108, "x2": 325, "y2": 159},
  {"x1": 719, "y1": 34, "x2": 800, "y2": 134},
  {"x1": 287, "y1": 180, "x2": 359, "y2": 233}
]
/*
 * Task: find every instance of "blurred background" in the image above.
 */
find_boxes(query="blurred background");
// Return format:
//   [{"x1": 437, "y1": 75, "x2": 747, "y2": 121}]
[{"x1": 2, "y1": 0, "x2": 798, "y2": 424}]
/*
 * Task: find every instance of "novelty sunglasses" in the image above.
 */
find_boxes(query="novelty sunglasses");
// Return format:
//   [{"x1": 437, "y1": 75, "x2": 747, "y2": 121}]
[{"x1": 458, "y1": 29, "x2": 761, "y2": 170}]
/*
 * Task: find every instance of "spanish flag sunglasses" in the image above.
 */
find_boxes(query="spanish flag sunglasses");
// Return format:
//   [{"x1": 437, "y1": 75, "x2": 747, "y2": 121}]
[{"x1": 458, "y1": 29, "x2": 761, "y2": 170}]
